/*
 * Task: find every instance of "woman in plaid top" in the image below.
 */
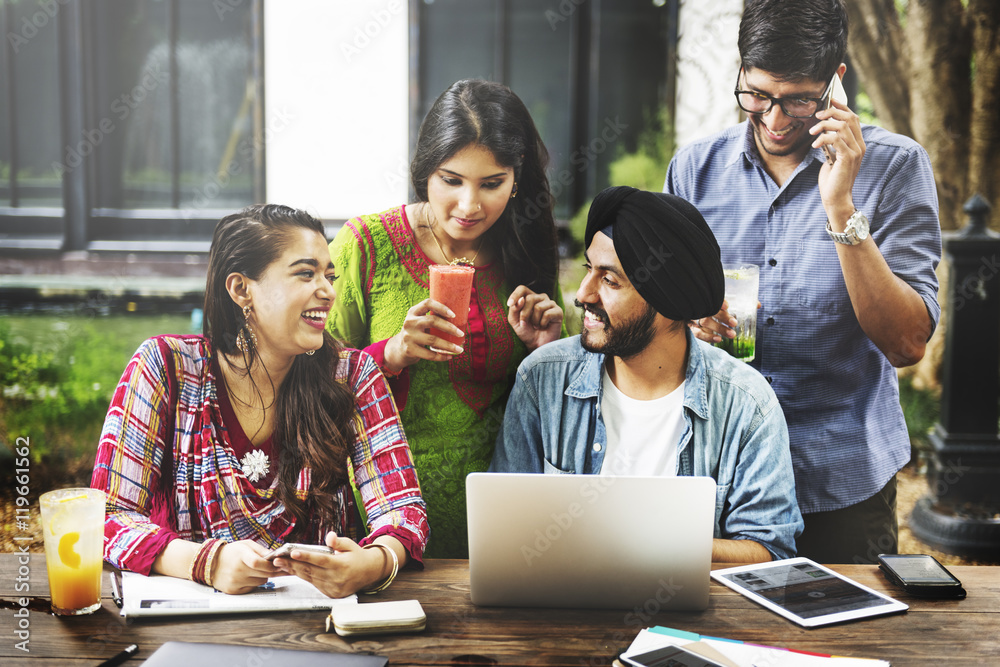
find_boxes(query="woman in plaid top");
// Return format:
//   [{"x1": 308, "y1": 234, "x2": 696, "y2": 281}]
[{"x1": 91, "y1": 205, "x2": 428, "y2": 598}]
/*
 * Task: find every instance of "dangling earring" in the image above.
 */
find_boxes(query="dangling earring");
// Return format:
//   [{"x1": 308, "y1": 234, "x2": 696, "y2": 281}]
[
  {"x1": 305, "y1": 349, "x2": 316, "y2": 356},
  {"x1": 236, "y1": 304, "x2": 257, "y2": 352},
  {"x1": 510, "y1": 181, "x2": 518, "y2": 199}
]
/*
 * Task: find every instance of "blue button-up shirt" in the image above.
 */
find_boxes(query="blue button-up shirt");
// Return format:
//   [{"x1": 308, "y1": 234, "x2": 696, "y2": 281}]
[
  {"x1": 490, "y1": 331, "x2": 803, "y2": 560},
  {"x1": 665, "y1": 121, "x2": 941, "y2": 513}
]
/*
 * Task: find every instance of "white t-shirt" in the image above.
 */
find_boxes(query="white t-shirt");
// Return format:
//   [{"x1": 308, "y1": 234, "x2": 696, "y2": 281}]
[{"x1": 599, "y1": 367, "x2": 685, "y2": 477}]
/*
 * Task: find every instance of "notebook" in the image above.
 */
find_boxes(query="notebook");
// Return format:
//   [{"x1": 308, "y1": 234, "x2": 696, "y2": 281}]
[
  {"x1": 141, "y1": 642, "x2": 388, "y2": 666},
  {"x1": 466, "y1": 473, "x2": 716, "y2": 610}
]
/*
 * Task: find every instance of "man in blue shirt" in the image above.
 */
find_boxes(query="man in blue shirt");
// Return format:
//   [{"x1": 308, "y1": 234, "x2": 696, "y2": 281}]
[
  {"x1": 665, "y1": 0, "x2": 941, "y2": 562},
  {"x1": 491, "y1": 186, "x2": 803, "y2": 562}
]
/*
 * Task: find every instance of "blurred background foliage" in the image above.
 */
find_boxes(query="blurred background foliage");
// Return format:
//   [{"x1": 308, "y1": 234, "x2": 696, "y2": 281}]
[{"x1": 0, "y1": 314, "x2": 190, "y2": 487}]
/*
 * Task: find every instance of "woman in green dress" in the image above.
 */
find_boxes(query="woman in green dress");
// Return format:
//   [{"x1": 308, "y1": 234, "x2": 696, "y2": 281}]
[{"x1": 327, "y1": 79, "x2": 565, "y2": 557}]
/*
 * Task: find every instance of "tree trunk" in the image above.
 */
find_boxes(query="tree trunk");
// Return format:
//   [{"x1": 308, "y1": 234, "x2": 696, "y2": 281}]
[
  {"x1": 847, "y1": 0, "x2": 1000, "y2": 233},
  {"x1": 905, "y1": 0, "x2": 971, "y2": 232},
  {"x1": 967, "y1": 0, "x2": 1000, "y2": 211},
  {"x1": 846, "y1": 0, "x2": 1000, "y2": 390},
  {"x1": 845, "y1": 0, "x2": 912, "y2": 137}
]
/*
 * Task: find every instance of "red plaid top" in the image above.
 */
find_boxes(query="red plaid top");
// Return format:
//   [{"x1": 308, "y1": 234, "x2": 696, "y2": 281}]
[{"x1": 91, "y1": 335, "x2": 428, "y2": 574}]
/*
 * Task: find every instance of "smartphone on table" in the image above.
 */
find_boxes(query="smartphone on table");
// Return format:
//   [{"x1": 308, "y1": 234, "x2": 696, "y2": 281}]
[{"x1": 877, "y1": 553, "x2": 967, "y2": 599}]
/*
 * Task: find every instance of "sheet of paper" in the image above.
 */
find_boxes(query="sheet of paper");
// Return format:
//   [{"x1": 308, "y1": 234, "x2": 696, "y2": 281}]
[
  {"x1": 121, "y1": 572, "x2": 356, "y2": 618},
  {"x1": 625, "y1": 628, "x2": 890, "y2": 667},
  {"x1": 702, "y1": 639, "x2": 890, "y2": 667}
]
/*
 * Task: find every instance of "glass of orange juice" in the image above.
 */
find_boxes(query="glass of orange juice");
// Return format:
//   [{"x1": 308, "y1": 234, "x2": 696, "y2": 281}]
[{"x1": 39, "y1": 488, "x2": 105, "y2": 615}]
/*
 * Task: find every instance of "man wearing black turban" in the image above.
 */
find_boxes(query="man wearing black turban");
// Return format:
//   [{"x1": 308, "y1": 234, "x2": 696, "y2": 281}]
[
  {"x1": 583, "y1": 185, "x2": 725, "y2": 325},
  {"x1": 491, "y1": 187, "x2": 803, "y2": 564}
]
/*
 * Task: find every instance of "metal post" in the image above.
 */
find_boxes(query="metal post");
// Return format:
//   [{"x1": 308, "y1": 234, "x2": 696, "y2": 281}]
[
  {"x1": 910, "y1": 194, "x2": 1000, "y2": 558},
  {"x1": 59, "y1": 0, "x2": 88, "y2": 251}
]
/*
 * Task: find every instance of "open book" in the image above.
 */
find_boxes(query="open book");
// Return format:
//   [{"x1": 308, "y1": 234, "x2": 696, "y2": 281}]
[{"x1": 119, "y1": 572, "x2": 356, "y2": 618}]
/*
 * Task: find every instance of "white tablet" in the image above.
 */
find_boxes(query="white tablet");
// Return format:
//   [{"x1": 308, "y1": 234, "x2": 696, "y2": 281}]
[{"x1": 711, "y1": 557, "x2": 908, "y2": 627}]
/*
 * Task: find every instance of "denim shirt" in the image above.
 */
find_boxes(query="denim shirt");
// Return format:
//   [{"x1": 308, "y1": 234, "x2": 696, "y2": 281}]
[{"x1": 490, "y1": 330, "x2": 803, "y2": 560}]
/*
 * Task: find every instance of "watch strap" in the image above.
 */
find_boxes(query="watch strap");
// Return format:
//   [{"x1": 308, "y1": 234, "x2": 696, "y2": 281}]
[{"x1": 826, "y1": 209, "x2": 868, "y2": 246}]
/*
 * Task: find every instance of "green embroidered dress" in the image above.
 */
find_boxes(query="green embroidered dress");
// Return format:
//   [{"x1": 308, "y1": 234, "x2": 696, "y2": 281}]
[{"x1": 328, "y1": 206, "x2": 561, "y2": 558}]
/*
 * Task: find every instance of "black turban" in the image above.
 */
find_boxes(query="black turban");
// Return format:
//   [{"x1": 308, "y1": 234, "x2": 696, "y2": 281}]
[{"x1": 584, "y1": 186, "x2": 724, "y2": 321}]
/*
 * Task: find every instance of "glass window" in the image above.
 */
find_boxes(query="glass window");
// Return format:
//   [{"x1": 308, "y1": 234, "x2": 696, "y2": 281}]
[
  {"x1": 0, "y1": 2, "x2": 11, "y2": 207},
  {"x1": 91, "y1": 0, "x2": 172, "y2": 209},
  {"x1": 0, "y1": 0, "x2": 262, "y2": 250},
  {"x1": 417, "y1": 0, "x2": 672, "y2": 221},
  {"x1": 5, "y1": 0, "x2": 63, "y2": 207},
  {"x1": 592, "y1": 0, "x2": 670, "y2": 193},
  {"x1": 419, "y1": 0, "x2": 497, "y2": 120},
  {"x1": 176, "y1": 0, "x2": 253, "y2": 208},
  {"x1": 91, "y1": 0, "x2": 254, "y2": 210},
  {"x1": 508, "y1": 0, "x2": 573, "y2": 219}
]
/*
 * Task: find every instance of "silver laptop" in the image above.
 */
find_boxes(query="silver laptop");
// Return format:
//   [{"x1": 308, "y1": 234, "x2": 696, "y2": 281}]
[{"x1": 466, "y1": 473, "x2": 715, "y2": 610}]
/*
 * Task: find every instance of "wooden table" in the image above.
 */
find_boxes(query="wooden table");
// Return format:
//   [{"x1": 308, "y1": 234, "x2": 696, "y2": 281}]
[{"x1": 1, "y1": 555, "x2": 997, "y2": 666}]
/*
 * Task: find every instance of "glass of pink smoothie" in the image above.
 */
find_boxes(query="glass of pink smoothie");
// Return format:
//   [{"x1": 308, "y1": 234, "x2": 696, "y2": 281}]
[{"x1": 428, "y1": 264, "x2": 475, "y2": 350}]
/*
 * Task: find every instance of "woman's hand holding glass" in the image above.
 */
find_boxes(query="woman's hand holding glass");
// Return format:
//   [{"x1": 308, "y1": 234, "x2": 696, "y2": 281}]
[
  {"x1": 383, "y1": 298, "x2": 467, "y2": 373},
  {"x1": 507, "y1": 285, "x2": 563, "y2": 351}
]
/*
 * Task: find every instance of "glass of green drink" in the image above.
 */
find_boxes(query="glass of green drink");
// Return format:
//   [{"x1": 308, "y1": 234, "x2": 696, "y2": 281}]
[{"x1": 715, "y1": 264, "x2": 759, "y2": 362}]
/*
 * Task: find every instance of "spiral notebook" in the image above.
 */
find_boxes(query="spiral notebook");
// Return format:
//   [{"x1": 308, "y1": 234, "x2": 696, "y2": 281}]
[{"x1": 119, "y1": 571, "x2": 355, "y2": 618}]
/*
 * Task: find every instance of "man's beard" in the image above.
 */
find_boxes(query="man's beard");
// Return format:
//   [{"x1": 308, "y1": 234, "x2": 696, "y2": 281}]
[
  {"x1": 576, "y1": 299, "x2": 658, "y2": 360},
  {"x1": 750, "y1": 117, "x2": 811, "y2": 157}
]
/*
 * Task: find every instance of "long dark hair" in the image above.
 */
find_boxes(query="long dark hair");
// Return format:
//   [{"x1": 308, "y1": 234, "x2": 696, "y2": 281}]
[
  {"x1": 204, "y1": 204, "x2": 356, "y2": 532},
  {"x1": 411, "y1": 79, "x2": 558, "y2": 295}
]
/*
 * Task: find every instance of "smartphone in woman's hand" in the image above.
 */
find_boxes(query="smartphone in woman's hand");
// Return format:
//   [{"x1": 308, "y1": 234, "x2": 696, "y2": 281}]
[{"x1": 263, "y1": 543, "x2": 334, "y2": 561}]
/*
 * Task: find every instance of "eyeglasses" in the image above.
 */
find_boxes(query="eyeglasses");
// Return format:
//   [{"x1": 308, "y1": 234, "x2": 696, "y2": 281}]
[{"x1": 733, "y1": 69, "x2": 833, "y2": 119}]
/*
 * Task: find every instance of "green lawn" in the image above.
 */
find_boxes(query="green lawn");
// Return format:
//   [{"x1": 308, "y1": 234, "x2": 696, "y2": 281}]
[{"x1": 1, "y1": 313, "x2": 194, "y2": 470}]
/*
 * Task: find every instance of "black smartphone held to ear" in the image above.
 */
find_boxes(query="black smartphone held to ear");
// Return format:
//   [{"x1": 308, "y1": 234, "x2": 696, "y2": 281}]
[
  {"x1": 821, "y1": 71, "x2": 848, "y2": 163},
  {"x1": 877, "y1": 554, "x2": 967, "y2": 599}
]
